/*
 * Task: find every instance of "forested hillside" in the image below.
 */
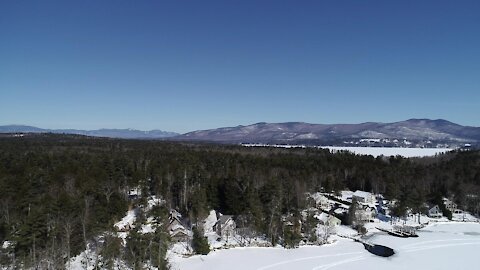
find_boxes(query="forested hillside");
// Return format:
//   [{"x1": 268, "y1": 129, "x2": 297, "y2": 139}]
[{"x1": 0, "y1": 134, "x2": 479, "y2": 269}]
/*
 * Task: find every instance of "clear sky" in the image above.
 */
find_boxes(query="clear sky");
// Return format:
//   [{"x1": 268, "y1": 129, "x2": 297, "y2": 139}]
[{"x1": 1, "y1": 0, "x2": 479, "y2": 133}]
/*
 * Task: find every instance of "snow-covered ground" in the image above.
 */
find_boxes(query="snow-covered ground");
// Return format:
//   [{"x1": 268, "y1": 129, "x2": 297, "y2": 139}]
[
  {"x1": 170, "y1": 222, "x2": 480, "y2": 270},
  {"x1": 320, "y1": 146, "x2": 452, "y2": 158}
]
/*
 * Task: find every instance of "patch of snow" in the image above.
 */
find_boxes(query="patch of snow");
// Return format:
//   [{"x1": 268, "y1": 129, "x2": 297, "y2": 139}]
[
  {"x1": 141, "y1": 224, "x2": 155, "y2": 234},
  {"x1": 147, "y1": 195, "x2": 165, "y2": 210},
  {"x1": 295, "y1": 133, "x2": 318, "y2": 139},
  {"x1": 203, "y1": 210, "x2": 218, "y2": 234},
  {"x1": 114, "y1": 209, "x2": 137, "y2": 231},
  {"x1": 168, "y1": 242, "x2": 193, "y2": 256},
  {"x1": 1, "y1": 241, "x2": 11, "y2": 249},
  {"x1": 360, "y1": 137, "x2": 383, "y2": 142}
]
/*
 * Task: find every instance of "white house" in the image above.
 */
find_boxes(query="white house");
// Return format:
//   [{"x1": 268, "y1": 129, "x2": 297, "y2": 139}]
[
  {"x1": 215, "y1": 215, "x2": 236, "y2": 240},
  {"x1": 428, "y1": 205, "x2": 443, "y2": 218},
  {"x1": 352, "y1": 190, "x2": 376, "y2": 204},
  {"x1": 169, "y1": 223, "x2": 190, "y2": 243},
  {"x1": 316, "y1": 213, "x2": 341, "y2": 227},
  {"x1": 356, "y1": 205, "x2": 377, "y2": 222},
  {"x1": 443, "y1": 198, "x2": 458, "y2": 212},
  {"x1": 311, "y1": 193, "x2": 331, "y2": 210},
  {"x1": 167, "y1": 210, "x2": 191, "y2": 242}
]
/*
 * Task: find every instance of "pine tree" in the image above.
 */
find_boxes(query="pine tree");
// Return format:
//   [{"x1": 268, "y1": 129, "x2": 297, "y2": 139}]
[
  {"x1": 191, "y1": 227, "x2": 210, "y2": 255},
  {"x1": 347, "y1": 198, "x2": 359, "y2": 226}
]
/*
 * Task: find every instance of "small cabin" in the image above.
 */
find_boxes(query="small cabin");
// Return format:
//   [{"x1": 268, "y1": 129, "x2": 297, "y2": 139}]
[
  {"x1": 167, "y1": 210, "x2": 191, "y2": 242},
  {"x1": 428, "y1": 205, "x2": 443, "y2": 218},
  {"x1": 215, "y1": 215, "x2": 236, "y2": 240},
  {"x1": 316, "y1": 213, "x2": 341, "y2": 227}
]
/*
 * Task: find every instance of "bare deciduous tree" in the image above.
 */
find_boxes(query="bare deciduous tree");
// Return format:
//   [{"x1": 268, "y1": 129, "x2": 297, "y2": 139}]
[{"x1": 102, "y1": 180, "x2": 116, "y2": 204}]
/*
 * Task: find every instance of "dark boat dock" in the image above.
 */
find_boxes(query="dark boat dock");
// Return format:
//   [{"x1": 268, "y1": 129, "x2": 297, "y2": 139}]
[{"x1": 337, "y1": 234, "x2": 396, "y2": 257}]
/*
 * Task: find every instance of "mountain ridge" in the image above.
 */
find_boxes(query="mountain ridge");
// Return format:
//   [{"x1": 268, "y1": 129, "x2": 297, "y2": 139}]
[
  {"x1": 1, "y1": 119, "x2": 479, "y2": 146},
  {"x1": 177, "y1": 119, "x2": 480, "y2": 147},
  {"x1": 0, "y1": 125, "x2": 179, "y2": 139}
]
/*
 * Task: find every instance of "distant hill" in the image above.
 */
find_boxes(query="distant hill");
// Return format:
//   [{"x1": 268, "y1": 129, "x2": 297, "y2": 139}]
[
  {"x1": 176, "y1": 119, "x2": 480, "y2": 147},
  {"x1": 0, "y1": 125, "x2": 178, "y2": 139}
]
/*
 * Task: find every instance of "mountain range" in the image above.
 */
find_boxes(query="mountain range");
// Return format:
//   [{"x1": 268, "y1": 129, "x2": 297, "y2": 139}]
[
  {"x1": 180, "y1": 118, "x2": 479, "y2": 141},
  {"x1": 1, "y1": 119, "x2": 479, "y2": 147},
  {"x1": 0, "y1": 125, "x2": 178, "y2": 139}
]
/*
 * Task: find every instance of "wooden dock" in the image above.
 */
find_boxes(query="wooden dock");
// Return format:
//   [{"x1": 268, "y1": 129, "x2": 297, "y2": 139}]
[{"x1": 376, "y1": 226, "x2": 418, "y2": 238}]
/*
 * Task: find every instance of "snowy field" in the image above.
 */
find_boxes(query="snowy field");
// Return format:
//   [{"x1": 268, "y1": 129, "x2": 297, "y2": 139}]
[
  {"x1": 320, "y1": 146, "x2": 452, "y2": 158},
  {"x1": 170, "y1": 222, "x2": 480, "y2": 270}
]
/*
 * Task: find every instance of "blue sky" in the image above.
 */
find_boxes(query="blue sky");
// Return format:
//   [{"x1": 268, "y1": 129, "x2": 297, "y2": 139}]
[{"x1": 1, "y1": 1, "x2": 479, "y2": 133}]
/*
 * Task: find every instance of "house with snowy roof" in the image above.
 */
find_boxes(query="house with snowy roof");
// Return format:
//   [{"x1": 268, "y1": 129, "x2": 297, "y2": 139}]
[
  {"x1": 333, "y1": 204, "x2": 349, "y2": 215},
  {"x1": 310, "y1": 193, "x2": 331, "y2": 210},
  {"x1": 169, "y1": 223, "x2": 190, "y2": 242},
  {"x1": 428, "y1": 205, "x2": 443, "y2": 218},
  {"x1": 167, "y1": 210, "x2": 191, "y2": 242},
  {"x1": 316, "y1": 212, "x2": 341, "y2": 227},
  {"x1": 352, "y1": 190, "x2": 376, "y2": 204},
  {"x1": 443, "y1": 198, "x2": 458, "y2": 213},
  {"x1": 215, "y1": 215, "x2": 236, "y2": 240},
  {"x1": 356, "y1": 204, "x2": 377, "y2": 222}
]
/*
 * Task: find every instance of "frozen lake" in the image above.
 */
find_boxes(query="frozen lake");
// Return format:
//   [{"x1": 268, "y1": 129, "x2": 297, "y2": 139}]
[
  {"x1": 320, "y1": 146, "x2": 452, "y2": 158},
  {"x1": 170, "y1": 222, "x2": 480, "y2": 270}
]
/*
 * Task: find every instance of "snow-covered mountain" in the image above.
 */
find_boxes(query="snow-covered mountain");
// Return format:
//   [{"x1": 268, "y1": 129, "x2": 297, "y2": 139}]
[
  {"x1": 177, "y1": 119, "x2": 480, "y2": 146},
  {"x1": 0, "y1": 125, "x2": 178, "y2": 139}
]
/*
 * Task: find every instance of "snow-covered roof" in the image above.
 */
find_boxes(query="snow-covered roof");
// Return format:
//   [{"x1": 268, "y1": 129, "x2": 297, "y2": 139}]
[
  {"x1": 310, "y1": 193, "x2": 329, "y2": 204},
  {"x1": 171, "y1": 229, "x2": 190, "y2": 237},
  {"x1": 353, "y1": 190, "x2": 373, "y2": 199},
  {"x1": 170, "y1": 209, "x2": 182, "y2": 219},
  {"x1": 170, "y1": 223, "x2": 186, "y2": 232},
  {"x1": 217, "y1": 215, "x2": 234, "y2": 226},
  {"x1": 339, "y1": 190, "x2": 354, "y2": 201},
  {"x1": 315, "y1": 212, "x2": 329, "y2": 223},
  {"x1": 315, "y1": 213, "x2": 340, "y2": 225}
]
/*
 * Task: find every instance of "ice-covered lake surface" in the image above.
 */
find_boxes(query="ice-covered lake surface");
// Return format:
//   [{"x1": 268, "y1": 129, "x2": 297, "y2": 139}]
[
  {"x1": 170, "y1": 222, "x2": 480, "y2": 270},
  {"x1": 321, "y1": 146, "x2": 452, "y2": 158}
]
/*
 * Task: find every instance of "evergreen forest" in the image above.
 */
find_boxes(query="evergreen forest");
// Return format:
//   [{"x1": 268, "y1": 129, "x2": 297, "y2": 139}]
[{"x1": 0, "y1": 134, "x2": 479, "y2": 268}]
